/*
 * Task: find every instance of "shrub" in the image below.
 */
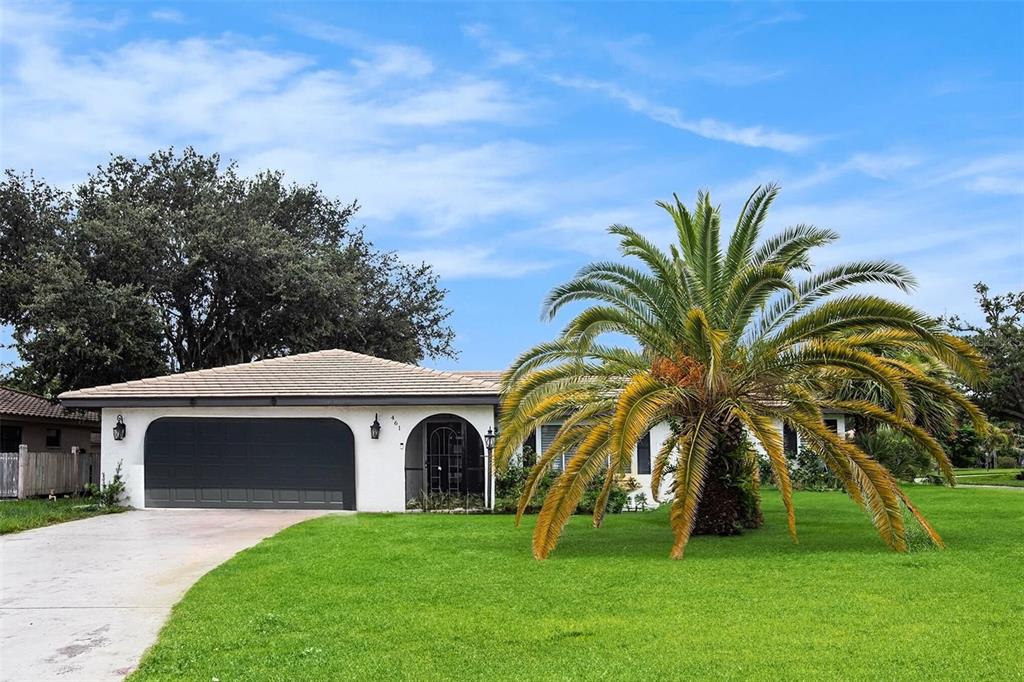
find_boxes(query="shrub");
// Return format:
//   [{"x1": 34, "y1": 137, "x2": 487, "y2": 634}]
[
  {"x1": 996, "y1": 455, "x2": 1019, "y2": 469},
  {"x1": 788, "y1": 445, "x2": 843, "y2": 491},
  {"x1": 757, "y1": 453, "x2": 774, "y2": 486},
  {"x1": 406, "y1": 491, "x2": 484, "y2": 512},
  {"x1": 494, "y1": 447, "x2": 556, "y2": 513},
  {"x1": 857, "y1": 427, "x2": 933, "y2": 482},
  {"x1": 579, "y1": 474, "x2": 638, "y2": 515},
  {"x1": 941, "y1": 421, "x2": 986, "y2": 467},
  {"x1": 84, "y1": 460, "x2": 126, "y2": 507},
  {"x1": 494, "y1": 448, "x2": 635, "y2": 516},
  {"x1": 759, "y1": 443, "x2": 840, "y2": 491}
]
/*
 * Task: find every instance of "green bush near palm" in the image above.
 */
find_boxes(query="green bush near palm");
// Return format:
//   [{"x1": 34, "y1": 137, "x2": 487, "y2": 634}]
[
  {"x1": 856, "y1": 427, "x2": 933, "y2": 482},
  {"x1": 494, "y1": 458, "x2": 633, "y2": 516}
]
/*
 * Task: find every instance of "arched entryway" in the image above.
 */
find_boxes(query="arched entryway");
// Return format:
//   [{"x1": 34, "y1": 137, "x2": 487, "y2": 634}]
[{"x1": 404, "y1": 414, "x2": 485, "y2": 505}]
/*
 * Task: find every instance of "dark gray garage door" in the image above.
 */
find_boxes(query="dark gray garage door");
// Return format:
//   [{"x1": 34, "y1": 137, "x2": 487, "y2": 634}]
[{"x1": 145, "y1": 417, "x2": 356, "y2": 510}]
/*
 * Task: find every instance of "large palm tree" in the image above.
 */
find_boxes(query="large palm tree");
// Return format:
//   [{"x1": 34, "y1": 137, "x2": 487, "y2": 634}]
[{"x1": 495, "y1": 185, "x2": 988, "y2": 559}]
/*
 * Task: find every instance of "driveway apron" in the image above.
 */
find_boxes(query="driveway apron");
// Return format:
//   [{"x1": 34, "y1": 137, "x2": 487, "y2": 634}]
[{"x1": 0, "y1": 509, "x2": 327, "y2": 681}]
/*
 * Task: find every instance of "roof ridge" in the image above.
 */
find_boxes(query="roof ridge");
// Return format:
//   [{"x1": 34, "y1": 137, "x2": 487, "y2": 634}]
[
  {"x1": 332, "y1": 349, "x2": 494, "y2": 389},
  {"x1": 58, "y1": 350, "x2": 340, "y2": 398},
  {"x1": 0, "y1": 385, "x2": 55, "y2": 401}
]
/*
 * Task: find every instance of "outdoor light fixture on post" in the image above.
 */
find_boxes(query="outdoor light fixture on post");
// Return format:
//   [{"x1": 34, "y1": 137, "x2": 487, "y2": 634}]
[
  {"x1": 370, "y1": 414, "x2": 381, "y2": 440},
  {"x1": 113, "y1": 415, "x2": 126, "y2": 441},
  {"x1": 483, "y1": 426, "x2": 499, "y2": 509}
]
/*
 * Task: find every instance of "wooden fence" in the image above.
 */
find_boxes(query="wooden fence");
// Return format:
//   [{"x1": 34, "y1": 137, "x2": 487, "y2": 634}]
[
  {"x1": 0, "y1": 452, "x2": 17, "y2": 498},
  {"x1": 0, "y1": 446, "x2": 100, "y2": 498}
]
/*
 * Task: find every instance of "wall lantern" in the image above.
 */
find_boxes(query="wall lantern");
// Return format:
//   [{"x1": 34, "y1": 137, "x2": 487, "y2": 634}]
[
  {"x1": 484, "y1": 426, "x2": 498, "y2": 454},
  {"x1": 113, "y1": 415, "x2": 127, "y2": 441},
  {"x1": 370, "y1": 414, "x2": 382, "y2": 440}
]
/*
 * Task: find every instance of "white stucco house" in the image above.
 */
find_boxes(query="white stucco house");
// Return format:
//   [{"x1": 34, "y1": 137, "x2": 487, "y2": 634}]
[{"x1": 58, "y1": 348, "x2": 848, "y2": 511}]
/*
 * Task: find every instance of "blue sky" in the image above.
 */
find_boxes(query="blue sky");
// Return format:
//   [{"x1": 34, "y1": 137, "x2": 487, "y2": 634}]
[{"x1": 1, "y1": 1, "x2": 1022, "y2": 372}]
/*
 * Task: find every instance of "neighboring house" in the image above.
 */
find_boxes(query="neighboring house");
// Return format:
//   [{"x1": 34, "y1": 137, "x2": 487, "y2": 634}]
[
  {"x1": 58, "y1": 349, "x2": 849, "y2": 512},
  {"x1": 0, "y1": 387, "x2": 101, "y2": 456}
]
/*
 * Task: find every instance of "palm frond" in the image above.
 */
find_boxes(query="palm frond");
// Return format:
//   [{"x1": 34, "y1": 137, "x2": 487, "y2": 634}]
[
  {"x1": 735, "y1": 407, "x2": 797, "y2": 543},
  {"x1": 649, "y1": 431, "x2": 677, "y2": 503},
  {"x1": 724, "y1": 183, "x2": 779, "y2": 284},
  {"x1": 669, "y1": 412, "x2": 717, "y2": 559},
  {"x1": 532, "y1": 423, "x2": 614, "y2": 559}
]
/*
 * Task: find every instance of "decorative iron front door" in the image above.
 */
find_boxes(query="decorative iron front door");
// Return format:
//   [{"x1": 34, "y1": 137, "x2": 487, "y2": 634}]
[{"x1": 425, "y1": 421, "x2": 465, "y2": 494}]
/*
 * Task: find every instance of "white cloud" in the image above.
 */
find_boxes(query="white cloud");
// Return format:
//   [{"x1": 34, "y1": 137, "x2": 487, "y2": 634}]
[
  {"x1": 401, "y1": 246, "x2": 556, "y2": 279},
  {"x1": 0, "y1": 2, "x2": 536, "y2": 234},
  {"x1": 549, "y1": 75, "x2": 813, "y2": 152},
  {"x1": 0, "y1": 0, "x2": 123, "y2": 46},
  {"x1": 517, "y1": 206, "x2": 663, "y2": 257},
  {"x1": 283, "y1": 16, "x2": 435, "y2": 79},
  {"x1": 686, "y1": 61, "x2": 786, "y2": 86},
  {"x1": 943, "y1": 153, "x2": 1024, "y2": 196},
  {"x1": 965, "y1": 175, "x2": 1024, "y2": 196},
  {"x1": 844, "y1": 152, "x2": 923, "y2": 179},
  {"x1": 241, "y1": 141, "x2": 548, "y2": 234},
  {"x1": 149, "y1": 8, "x2": 185, "y2": 24},
  {"x1": 462, "y1": 23, "x2": 529, "y2": 67}
]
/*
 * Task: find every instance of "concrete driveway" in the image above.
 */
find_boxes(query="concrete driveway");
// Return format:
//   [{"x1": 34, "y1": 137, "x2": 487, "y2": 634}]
[{"x1": 0, "y1": 509, "x2": 328, "y2": 681}]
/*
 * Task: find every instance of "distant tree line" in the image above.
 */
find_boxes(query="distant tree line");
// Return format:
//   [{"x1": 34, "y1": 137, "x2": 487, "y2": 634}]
[
  {"x1": 941, "y1": 283, "x2": 1024, "y2": 466},
  {"x1": 0, "y1": 148, "x2": 456, "y2": 396}
]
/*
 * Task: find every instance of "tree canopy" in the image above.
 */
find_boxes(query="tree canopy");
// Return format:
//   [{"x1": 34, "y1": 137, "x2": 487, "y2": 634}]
[
  {"x1": 943, "y1": 283, "x2": 1024, "y2": 425},
  {"x1": 0, "y1": 148, "x2": 455, "y2": 395}
]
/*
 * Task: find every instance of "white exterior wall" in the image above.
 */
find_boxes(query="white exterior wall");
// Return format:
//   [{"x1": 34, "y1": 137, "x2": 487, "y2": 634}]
[
  {"x1": 534, "y1": 415, "x2": 849, "y2": 508},
  {"x1": 629, "y1": 420, "x2": 673, "y2": 504},
  {"x1": 99, "y1": 404, "x2": 496, "y2": 512}
]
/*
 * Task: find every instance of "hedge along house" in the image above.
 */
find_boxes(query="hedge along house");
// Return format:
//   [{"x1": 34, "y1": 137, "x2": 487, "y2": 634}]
[{"x1": 58, "y1": 350, "x2": 502, "y2": 512}]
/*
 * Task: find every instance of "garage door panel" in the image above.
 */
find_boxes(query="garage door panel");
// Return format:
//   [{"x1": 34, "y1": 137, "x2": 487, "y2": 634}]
[
  {"x1": 144, "y1": 418, "x2": 355, "y2": 510},
  {"x1": 147, "y1": 487, "x2": 170, "y2": 503},
  {"x1": 224, "y1": 488, "x2": 248, "y2": 502},
  {"x1": 275, "y1": 489, "x2": 299, "y2": 503},
  {"x1": 252, "y1": 488, "x2": 275, "y2": 503},
  {"x1": 171, "y1": 487, "x2": 197, "y2": 502},
  {"x1": 199, "y1": 488, "x2": 223, "y2": 502}
]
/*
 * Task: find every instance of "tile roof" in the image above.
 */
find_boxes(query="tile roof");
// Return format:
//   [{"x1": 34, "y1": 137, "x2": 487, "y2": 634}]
[
  {"x1": 451, "y1": 371, "x2": 503, "y2": 386},
  {"x1": 58, "y1": 349, "x2": 502, "y2": 405},
  {"x1": 0, "y1": 387, "x2": 100, "y2": 423}
]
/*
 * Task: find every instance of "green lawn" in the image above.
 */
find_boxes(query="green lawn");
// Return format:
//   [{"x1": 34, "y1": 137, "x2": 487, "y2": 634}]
[
  {"x1": 132, "y1": 487, "x2": 1023, "y2": 681},
  {"x1": 0, "y1": 497, "x2": 125, "y2": 534},
  {"x1": 954, "y1": 468, "x2": 1024, "y2": 488}
]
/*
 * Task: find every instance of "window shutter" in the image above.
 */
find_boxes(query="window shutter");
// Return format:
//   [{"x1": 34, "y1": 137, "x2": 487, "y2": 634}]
[
  {"x1": 783, "y1": 423, "x2": 798, "y2": 456},
  {"x1": 541, "y1": 424, "x2": 562, "y2": 471}
]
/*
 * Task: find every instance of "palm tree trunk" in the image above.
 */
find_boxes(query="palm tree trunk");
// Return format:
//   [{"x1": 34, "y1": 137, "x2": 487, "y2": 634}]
[{"x1": 693, "y1": 420, "x2": 763, "y2": 536}]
